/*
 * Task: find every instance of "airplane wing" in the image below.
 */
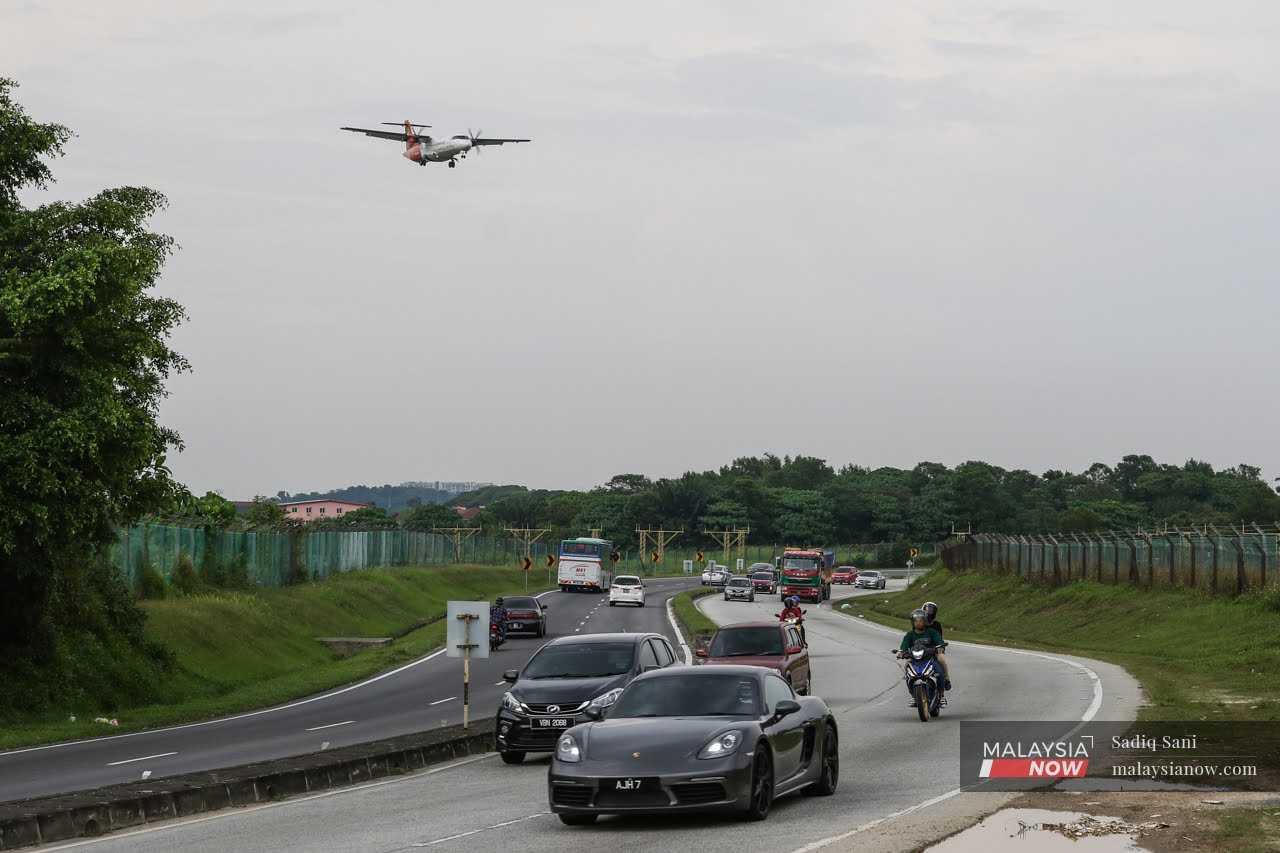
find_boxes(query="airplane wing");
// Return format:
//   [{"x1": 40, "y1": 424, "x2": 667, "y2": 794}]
[
  {"x1": 340, "y1": 127, "x2": 414, "y2": 142},
  {"x1": 470, "y1": 137, "x2": 531, "y2": 146}
]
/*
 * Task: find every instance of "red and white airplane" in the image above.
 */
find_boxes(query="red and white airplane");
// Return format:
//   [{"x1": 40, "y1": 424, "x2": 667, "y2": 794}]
[{"x1": 340, "y1": 120, "x2": 530, "y2": 168}]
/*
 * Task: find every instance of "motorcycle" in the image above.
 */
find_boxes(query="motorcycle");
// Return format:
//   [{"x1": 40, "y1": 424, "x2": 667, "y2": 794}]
[
  {"x1": 894, "y1": 639, "x2": 945, "y2": 721},
  {"x1": 775, "y1": 610, "x2": 807, "y2": 645},
  {"x1": 489, "y1": 612, "x2": 507, "y2": 649}
]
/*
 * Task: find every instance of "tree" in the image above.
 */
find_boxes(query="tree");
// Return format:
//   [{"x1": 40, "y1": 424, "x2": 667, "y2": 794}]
[
  {"x1": 242, "y1": 496, "x2": 285, "y2": 527},
  {"x1": 399, "y1": 503, "x2": 465, "y2": 530},
  {"x1": 0, "y1": 79, "x2": 186, "y2": 656}
]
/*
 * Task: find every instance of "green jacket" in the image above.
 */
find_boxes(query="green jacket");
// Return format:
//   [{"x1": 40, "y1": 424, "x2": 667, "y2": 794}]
[{"x1": 900, "y1": 627, "x2": 945, "y2": 651}]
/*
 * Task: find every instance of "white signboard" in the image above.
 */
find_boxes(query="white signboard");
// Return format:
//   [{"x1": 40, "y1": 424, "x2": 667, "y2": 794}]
[
  {"x1": 736, "y1": 558, "x2": 744, "y2": 572},
  {"x1": 446, "y1": 600, "x2": 490, "y2": 659},
  {"x1": 683, "y1": 559, "x2": 693, "y2": 575}
]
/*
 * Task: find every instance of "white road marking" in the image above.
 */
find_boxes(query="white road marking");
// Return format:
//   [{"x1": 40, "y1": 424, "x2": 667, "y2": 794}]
[
  {"x1": 414, "y1": 812, "x2": 551, "y2": 846},
  {"x1": 787, "y1": 786, "x2": 966, "y2": 853},
  {"x1": 106, "y1": 751, "x2": 176, "y2": 766},
  {"x1": 0, "y1": 647, "x2": 450, "y2": 759},
  {"x1": 494, "y1": 681, "x2": 507, "y2": 686},
  {"x1": 42, "y1": 753, "x2": 499, "y2": 851},
  {"x1": 666, "y1": 594, "x2": 692, "y2": 664},
  {"x1": 304, "y1": 720, "x2": 355, "y2": 732},
  {"x1": 428, "y1": 696, "x2": 456, "y2": 706}
]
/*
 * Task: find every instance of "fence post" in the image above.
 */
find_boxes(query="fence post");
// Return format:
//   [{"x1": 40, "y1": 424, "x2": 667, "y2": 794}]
[
  {"x1": 1252, "y1": 524, "x2": 1269, "y2": 589},
  {"x1": 1137, "y1": 532, "x2": 1153, "y2": 588},
  {"x1": 1187, "y1": 531, "x2": 1197, "y2": 589},
  {"x1": 1047, "y1": 534, "x2": 1061, "y2": 586},
  {"x1": 1233, "y1": 532, "x2": 1246, "y2": 595},
  {"x1": 1210, "y1": 530, "x2": 1220, "y2": 592}
]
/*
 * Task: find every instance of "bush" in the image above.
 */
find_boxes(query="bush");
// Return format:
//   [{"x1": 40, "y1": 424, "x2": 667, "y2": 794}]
[
  {"x1": 137, "y1": 564, "x2": 167, "y2": 600},
  {"x1": 172, "y1": 553, "x2": 199, "y2": 595},
  {"x1": 1261, "y1": 586, "x2": 1280, "y2": 614}
]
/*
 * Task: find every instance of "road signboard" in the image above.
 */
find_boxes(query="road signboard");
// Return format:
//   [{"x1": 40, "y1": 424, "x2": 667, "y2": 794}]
[
  {"x1": 446, "y1": 601, "x2": 489, "y2": 660},
  {"x1": 520, "y1": 556, "x2": 532, "y2": 572},
  {"x1": 683, "y1": 559, "x2": 693, "y2": 575}
]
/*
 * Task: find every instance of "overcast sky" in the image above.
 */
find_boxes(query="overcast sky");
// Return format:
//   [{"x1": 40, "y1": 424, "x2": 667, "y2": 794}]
[{"x1": 5, "y1": 1, "x2": 1278, "y2": 497}]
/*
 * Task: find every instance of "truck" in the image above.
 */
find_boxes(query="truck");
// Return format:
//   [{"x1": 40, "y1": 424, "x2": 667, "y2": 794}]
[
  {"x1": 778, "y1": 547, "x2": 836, "y2": 602},
  {"x1": 557, "y1": 537, "x2": 613, "y2": 593}
]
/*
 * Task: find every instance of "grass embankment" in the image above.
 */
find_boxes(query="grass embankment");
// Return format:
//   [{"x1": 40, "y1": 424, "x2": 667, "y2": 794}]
[
  {"x1": 0, "y1": 565, "x2": 551, "y2": 750},
  {"x1": 670, "y1": 587, "x2": 719, "y2": 643},
  {"x1": 840, "y1": 568, "x2": 1280, "y2": 722}
]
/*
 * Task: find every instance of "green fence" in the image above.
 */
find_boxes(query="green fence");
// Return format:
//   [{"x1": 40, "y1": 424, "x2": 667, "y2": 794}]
[
  {"x1": 944, "y1": 527, "x2": 1280, "y2": 595},
  {"x1": 109, "y1": 523, "x2": 550, "y2": 588}
]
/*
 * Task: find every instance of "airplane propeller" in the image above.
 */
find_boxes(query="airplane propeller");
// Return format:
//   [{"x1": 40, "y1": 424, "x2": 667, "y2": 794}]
[{"x1": 468, "y1": 128, "x2": 484, "y2": 152}]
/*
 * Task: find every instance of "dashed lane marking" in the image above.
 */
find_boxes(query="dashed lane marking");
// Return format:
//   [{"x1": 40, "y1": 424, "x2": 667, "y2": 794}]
[
  {"x1": 106, "y1": 751, "x2": 176, "y2": 767},
  {"x1": 428, "y1": 697, "x2": 456, "y2": 706}
]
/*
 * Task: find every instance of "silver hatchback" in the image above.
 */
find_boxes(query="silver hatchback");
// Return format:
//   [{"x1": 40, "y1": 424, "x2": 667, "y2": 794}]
[{"x1": 722, "y1": 576, "x2": 756, "y2": 602}]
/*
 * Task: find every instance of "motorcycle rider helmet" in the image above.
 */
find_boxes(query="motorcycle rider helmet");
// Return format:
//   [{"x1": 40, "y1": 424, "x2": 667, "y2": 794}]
[
  {"x1": 910, "y1": 608, "x2": 928, "y2": 631},
  {"x1": 786, "y1": 596, "x2": 799, "y2": 606},
  {"x1": 921, "y1": 601, "x2": 938, "y2": 623}
]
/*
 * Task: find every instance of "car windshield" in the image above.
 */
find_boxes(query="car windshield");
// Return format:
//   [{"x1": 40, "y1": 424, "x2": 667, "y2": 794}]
[
  {"x1": 522, "y1": 642, "x2": 635, "y2": 679},
  {"x1": 751, "y1": 572, "x2": 773, "y2": 581},
  {"x1": 863, "y1": 572, "x2": 880, "y2": 577},
  {"x1": 610, "y1": 674, "x2": 761, "y2": 717},
  {"x1": 613, "y1": 576, "x2": 640, "y2": 586},
  {"x1": 727, "y1": 578, "x2": 751, "y2": 587},
  {"x1": 504, "y1": 597, "x2": 537, "y2": 609},
  {"x1": 708, "y1": 627, "x2": 784, "y2": 657}
]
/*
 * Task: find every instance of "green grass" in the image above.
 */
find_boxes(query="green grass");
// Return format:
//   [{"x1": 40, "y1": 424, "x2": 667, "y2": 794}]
[
  {"x1": 1213, "y1": 807, "x2": 1280, "y2": 853},
  {"x1": 670, "y1": 587, "x2": 719, "y2": 643},
  {"x1": 0, "y1": 564, "x2": 551, "y2": 749},
  {"x1": 840, "y1": 568, "x2": 1280, "y2": 722}
]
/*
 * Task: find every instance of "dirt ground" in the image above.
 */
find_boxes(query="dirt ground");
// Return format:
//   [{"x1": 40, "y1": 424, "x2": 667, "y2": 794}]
[{"x1": 998, "y1": 790, "x2": 1280, "y2": 852}]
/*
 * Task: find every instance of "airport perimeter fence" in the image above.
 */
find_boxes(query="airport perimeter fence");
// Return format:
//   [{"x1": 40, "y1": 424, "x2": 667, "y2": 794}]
[
  {"x1": 942, "y1": 524, "x2": 1280, "y2": 595},
  {"x1": 109, "y1": 523, "x2": 551, "y2": 589},
  {"x1": 621, "y1": 542, "x2": 938, "y2": 575}
]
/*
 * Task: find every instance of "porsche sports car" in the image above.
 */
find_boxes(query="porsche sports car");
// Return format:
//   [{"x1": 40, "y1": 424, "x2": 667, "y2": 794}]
[{"x1": 548, "y1": 665, "x2": 839, "y2": 824}]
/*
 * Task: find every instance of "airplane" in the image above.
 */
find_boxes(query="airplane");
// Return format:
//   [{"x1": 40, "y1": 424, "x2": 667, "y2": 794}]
[{"x1": 340, "y1": 120, "x2": 530, "y2": 168}]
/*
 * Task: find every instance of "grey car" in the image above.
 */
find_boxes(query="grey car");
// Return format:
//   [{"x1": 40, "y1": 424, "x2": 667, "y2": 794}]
[
  {"x1": 723, "y1": 576, "x2": 755, "y2": 602},
  {"x1": 854, "y1": 570, "x2": 887, "y2": 589}
]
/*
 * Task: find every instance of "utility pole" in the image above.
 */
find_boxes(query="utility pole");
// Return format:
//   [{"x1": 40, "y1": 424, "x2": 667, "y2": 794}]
[
  {"x1": 432, "y1": 526, "x2": 481, "y2": 562},
  {"x1": 506, "y1": 527, "x2": 551, "y2": 591},
  {"x1": 704, "y1": 526, "x2": 750, "y2": 563},
  {"x1": 636, "y1": 527, "x2": 681, "y2": 571}
]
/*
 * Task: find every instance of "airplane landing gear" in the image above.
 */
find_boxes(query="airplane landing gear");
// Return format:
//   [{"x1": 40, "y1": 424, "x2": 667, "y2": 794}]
[{"x1": 448, "y1": 160, "x2": 456, "y2": 168}]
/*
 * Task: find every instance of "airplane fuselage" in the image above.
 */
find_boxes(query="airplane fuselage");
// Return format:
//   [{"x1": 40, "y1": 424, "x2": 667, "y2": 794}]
[{"x1": 404, "y1": 137, "x2": 472, "y2": 164}]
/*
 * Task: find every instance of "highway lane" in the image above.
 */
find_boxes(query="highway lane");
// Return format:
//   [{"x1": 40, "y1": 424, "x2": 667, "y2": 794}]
[
  {"x1": 0, "y1": 577, "x2": 699, "y2": 803},
  {"x1": 59, "y1": 579, "x2": 1143, "y2": 853}
]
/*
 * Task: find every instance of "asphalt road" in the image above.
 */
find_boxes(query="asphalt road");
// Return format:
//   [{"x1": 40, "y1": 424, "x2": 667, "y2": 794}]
[
  {"x1": 0, "y1": 577, "x2": 699, "y2": 803},
  {"x1": 49, "y1": 579, "x2": 1143, "y2": 853}
]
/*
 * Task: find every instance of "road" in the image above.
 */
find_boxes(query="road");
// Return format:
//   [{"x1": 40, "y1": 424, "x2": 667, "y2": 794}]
[
  {"x1": 0, "y1": 577, "x2": 699, "y2": 803},
  {"x1": 45, "y1": 578, "x2": 1143, "y2": 853}
]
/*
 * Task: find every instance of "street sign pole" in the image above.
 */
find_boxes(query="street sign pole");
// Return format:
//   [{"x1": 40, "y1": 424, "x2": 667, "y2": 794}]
[{"x1": 455, "y1": 612, "x2": 479, "y2": 728}]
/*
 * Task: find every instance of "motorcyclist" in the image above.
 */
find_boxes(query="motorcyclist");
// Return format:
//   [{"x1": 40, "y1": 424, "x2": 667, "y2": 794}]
[
  {"x1": 490, "y1": 597, "x2": 508, "y2": 643},
  {"x1": 898, "y1": 609, "x2": 946, "y2": 697},
  {"x1": 779, "y1": 596, "x2": 807, "y2": 644},
  {"x1": 920, "y1": 601, "x2": 951, "y2": 690}
]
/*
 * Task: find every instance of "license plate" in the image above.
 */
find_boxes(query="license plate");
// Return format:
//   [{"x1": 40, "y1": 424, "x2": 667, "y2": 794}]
[
  {"x1": 510, "y1": 622, "x2": 522, "y2": 629},
  {"x1": 534, "y1": 717, "x2": 571, "y2": 728},
  {"x1": 607, "y1": 777, "x2": 649, "y2": 793}
]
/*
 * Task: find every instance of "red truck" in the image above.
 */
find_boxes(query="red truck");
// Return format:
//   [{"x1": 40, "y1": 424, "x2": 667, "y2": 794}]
[{"x1": 778, "y1": 547, "x2": 835, "y2": 602}]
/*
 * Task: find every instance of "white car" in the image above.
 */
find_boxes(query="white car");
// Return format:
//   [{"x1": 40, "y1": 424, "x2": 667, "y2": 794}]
[
  {"x1": 608, "y1": 575, "x2": 645, "y2": 607},
  {"x1": 700, "y1": 568, "x2": 729, "y2": 586}
]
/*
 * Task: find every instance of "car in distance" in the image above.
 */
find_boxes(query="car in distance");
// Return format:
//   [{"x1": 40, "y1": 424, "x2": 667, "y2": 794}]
[
  {"x1": 502, "y1": 595, "x2": 548, "y2": 637},
  {"x1": 853, "y1": 570, "x2": 887, "y2": 589},
  {"x1": 723, "y1": 576, "x2": 755, "y2": 602},
  {"x1": 497, "y1": 633, "x2": 680, "y2": 764},
  {"x1": 608, "y1": 575, "x2": 645, "y2": 607},
  {"x1": 831, "y1": 566, "x2": 857, "y2": 585},
  {"x1": 750, "y1": 570, "x2": 777, "y2": 594},
  {"x1": 548, "y1": 666, "x2": 838, "y2": 823},
  {"x1": 695, "y1": 621, "x2": 811, "y2": 694},
  {"x1": 702, "y1": 568, "x2": 729, "y2": 587}
]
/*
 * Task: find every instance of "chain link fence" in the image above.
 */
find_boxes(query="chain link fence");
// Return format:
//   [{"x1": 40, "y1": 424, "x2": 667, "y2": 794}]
[
  {"x1": 109, "y1": 523, "x2": 551, "y2": 588},
  {"x1": 943, "y1": 525, "x2": 1280, "y2": 595}
]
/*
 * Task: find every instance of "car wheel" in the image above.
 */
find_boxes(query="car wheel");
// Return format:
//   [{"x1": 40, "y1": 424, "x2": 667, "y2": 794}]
[
  {"x1": 499, "y1": 750, "x2": 525, "y2": 765},
  {"x1": 805, "y1": 722, "x2": 839, "y2": 796},
  {"x1": 608, "y1": 601, "x2": 615, "y2": 606},
  {"x1": 723, "y1": 594, "x2": 728, "y2": 601},
  {"x1": 742, "y1": 746, "x2": 774, "y2": 821},
  {"x1": 638, "y1": 600, "x2": 645, "y2": 607},
  {"x1": 558, "y1": 814, "x2": 598, "y2": 826}
]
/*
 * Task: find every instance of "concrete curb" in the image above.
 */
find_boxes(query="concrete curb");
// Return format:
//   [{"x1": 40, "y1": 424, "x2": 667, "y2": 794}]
[{"x1": 0, "y1": 719, "x2": 496, "y2": 850}]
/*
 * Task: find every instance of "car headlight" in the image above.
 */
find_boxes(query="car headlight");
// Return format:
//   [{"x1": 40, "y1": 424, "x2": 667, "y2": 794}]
[
  {"x1": 697, "y1": 730, "x2": 743, "y2": 760},
  {"x1": 556, "y1": 733, "x2": 582, "y2": 763},
  {"x1": 588, "y1": 687, "x2": 624, "y2": 710},
  {"x1": 501, "y1": 691, "x2": 522, "y2": 712}
]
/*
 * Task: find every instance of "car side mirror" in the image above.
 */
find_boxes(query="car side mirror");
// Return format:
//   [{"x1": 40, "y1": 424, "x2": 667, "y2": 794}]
[
  {"x1": 502, "y1": 669, "x2": 519, "y2": 683},
  {"x1": 694, "y1": 648, "x2": 709, "y2": 658},
  {"x1": 541, "y1": 604, "x2": 549, "y2": 610},
  {"x1": 584, "y1": 706, "x2": 604, "y2": 721},
  {"x1": 642, "y1": 664, "x2": 661, "y2": 673},
  {"x1": 774, "y1": 699, "x2": 801, "y2": 718}
]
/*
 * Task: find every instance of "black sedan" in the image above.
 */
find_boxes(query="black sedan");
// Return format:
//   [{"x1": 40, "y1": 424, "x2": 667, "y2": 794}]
[
  {"x1": 548, "y1": 665, "x2": 838, "y2": 824},
  {"x1": 496, "y1": 632, "x2": 680, "y2": 764},
  {"x1": 502, "y1": 595, "x2": 548, "y2": 637}
]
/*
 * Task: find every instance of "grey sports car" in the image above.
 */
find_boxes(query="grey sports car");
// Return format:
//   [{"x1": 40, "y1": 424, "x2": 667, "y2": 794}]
[{"x1": 547, "y1": 665, "x2": 839, "y2": 824}]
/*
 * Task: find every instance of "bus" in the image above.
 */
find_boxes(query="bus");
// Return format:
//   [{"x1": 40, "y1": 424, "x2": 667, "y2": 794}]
[{"x1": 557, "y1": 537, "x2": 613, "y2": 593}]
